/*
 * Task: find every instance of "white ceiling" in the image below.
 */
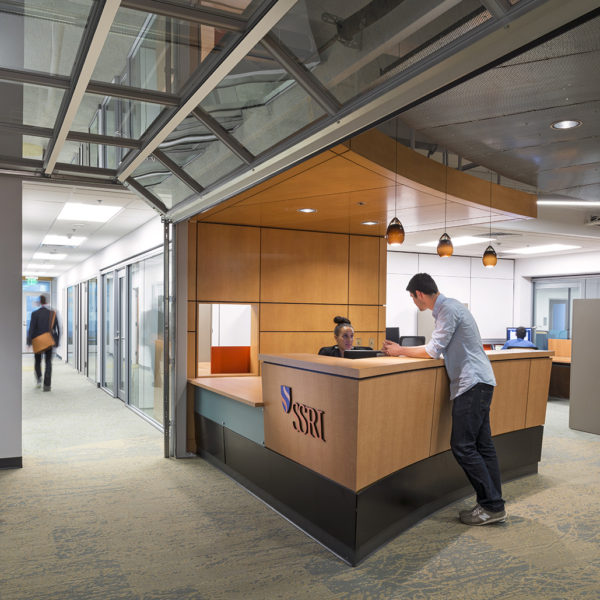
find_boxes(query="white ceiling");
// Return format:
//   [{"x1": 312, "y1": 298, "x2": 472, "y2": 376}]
[{"x1": 22, "y1": 181, "x2": 158, "y2": 278}]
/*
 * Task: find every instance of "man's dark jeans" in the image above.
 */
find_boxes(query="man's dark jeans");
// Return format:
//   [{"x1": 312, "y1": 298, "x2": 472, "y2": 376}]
[
  {"x1": 34, "y1": 347, "x2": 53, "y2": 388},
  {"x1": 451, "y1": 382, "x2": 504, "y2": 512}
]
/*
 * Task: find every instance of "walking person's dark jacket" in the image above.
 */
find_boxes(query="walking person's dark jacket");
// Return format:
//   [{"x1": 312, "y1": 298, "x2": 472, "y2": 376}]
[{"x1": 27, "y1": 306, "x2": 60, "y2": 349}]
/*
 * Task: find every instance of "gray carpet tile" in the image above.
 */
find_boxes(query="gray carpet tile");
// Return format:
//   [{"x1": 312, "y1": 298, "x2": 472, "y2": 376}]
[{"x1": 1, "y1": 358, "x2": 598, "y2": 599}]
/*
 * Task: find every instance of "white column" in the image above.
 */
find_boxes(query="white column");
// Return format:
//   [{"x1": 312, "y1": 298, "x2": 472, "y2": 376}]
[{"x1": 0, "y1": 176, "x2": 23, "y2": 467}]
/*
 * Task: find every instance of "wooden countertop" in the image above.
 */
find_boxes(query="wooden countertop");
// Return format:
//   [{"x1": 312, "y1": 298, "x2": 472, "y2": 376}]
[
  {"x1": 259, "y1": 350, "x2": 553, "y2": 380},
  {"x1": 188, "y1": 376, "x2": 263, "y2": 407}
]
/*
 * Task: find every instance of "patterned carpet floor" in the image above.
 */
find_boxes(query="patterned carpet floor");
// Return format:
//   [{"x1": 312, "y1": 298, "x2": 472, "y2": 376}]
[{"x1": 1, "y1": 359, "x2": 599, "y2": 599}]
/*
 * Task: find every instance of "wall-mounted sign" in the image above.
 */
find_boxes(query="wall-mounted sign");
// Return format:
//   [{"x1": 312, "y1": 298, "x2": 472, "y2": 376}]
[{"x1": 280, "y1": 385, "x2": 326, "y2": 442}]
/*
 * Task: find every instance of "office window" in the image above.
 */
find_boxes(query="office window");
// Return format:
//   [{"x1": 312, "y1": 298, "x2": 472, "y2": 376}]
[{"x1": 532, "y1": 278, "x2": 582, "y2": 340}]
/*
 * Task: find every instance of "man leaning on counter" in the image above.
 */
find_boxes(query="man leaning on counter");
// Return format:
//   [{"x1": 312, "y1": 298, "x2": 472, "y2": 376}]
[{"x1": 382, "y1": 272, "x2": 507, "y2": 527}]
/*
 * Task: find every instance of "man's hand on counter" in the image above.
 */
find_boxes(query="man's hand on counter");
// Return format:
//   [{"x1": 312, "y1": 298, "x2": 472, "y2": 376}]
[
  {"x1": 382, "y1": 340, "x2": 403, "y2": 356},
  {"x1": 381, "y1": 340, "x2": 433, "y2": 359}
]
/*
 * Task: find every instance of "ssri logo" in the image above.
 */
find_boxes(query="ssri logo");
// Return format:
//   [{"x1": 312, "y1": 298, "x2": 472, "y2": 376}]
[{"x1": 279, "y1": 385, "x2": 326, "y2": 442}]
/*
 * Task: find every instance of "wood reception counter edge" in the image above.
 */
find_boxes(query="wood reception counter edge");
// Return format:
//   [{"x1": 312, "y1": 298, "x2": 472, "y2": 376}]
[{"x1": 188, "y1": 349, "x2": 553, "y2": 565}]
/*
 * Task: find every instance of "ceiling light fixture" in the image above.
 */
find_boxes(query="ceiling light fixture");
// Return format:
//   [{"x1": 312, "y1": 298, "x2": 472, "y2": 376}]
[
  {"x1": 42, "y1": 234, "x2": 86, "y2": 246},
  {"x1": 437, "y1": 152, "x2": 453, "y2": 258},
  {"x1": 418, "y1": 236, "x2": 495, "y2": 248},
  {"x1": 537, "y1": 200, "x2": 600, "y2": 207},
  {"x1": 297, "y1": 208, "x2": 316, "y2": 213},
  {"x1": 386, "y1": 118, "x2": 405, "y2": 246},
  {"x1": 550, "y1": 120, "x2": 582, "y2": 130},
  {"x1": 482, "y1": 171, "x2": 498, "y2": 268},
  {"x1": 57, "y1": 202, "x2": 122, "y2": 223},
  {"x1": 503, "y1": 244, "x2": 581, "y2": 255},
  {"x1": 26, "y1": 264, "x2": 55, "y2": 270},
  {"x1": 362, "y1": 221, "x2": 378, "y2": 226},
  {"x1": 33, "y1": 252, "x2": 67, "y2": 260}
]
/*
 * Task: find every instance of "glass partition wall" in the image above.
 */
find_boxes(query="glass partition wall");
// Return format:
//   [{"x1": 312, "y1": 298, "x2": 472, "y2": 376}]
[{"x1": 101, "y1": 250, "x2": 164, "y2": 426}]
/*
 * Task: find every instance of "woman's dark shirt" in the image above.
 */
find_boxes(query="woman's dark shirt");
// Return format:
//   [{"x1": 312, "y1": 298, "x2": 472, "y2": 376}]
[{"x1": 318, "y1": 345, "x2": 342, "y2": 357}]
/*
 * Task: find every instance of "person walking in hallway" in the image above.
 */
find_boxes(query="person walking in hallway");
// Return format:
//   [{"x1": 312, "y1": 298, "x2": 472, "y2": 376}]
[
  {"x1": 27, "y1": 295, "x2": 60, "y2": 392},
  {"x1": 381, "y1": 273, "x2": 506, "y2": 526}
]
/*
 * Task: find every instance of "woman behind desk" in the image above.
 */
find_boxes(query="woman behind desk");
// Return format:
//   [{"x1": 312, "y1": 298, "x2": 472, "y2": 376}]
[{"x1": 318, "y1": 316, "x2": 371, "y2": 358}]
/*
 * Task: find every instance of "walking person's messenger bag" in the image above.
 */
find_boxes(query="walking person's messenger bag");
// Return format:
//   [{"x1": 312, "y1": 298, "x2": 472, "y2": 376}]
[{"x1": 32, "y1": 311, "x2": 56, "y2": 354}]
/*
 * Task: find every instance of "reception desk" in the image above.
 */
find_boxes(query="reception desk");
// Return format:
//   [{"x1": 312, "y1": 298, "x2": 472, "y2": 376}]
[{"x1": 190, "y1": 349, "x2": 552, "y2": 565}]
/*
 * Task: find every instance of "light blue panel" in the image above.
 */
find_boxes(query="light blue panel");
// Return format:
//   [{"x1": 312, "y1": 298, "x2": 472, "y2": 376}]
[{"x1": 194, "y1": 387, "x2": 264, "y2": 445}]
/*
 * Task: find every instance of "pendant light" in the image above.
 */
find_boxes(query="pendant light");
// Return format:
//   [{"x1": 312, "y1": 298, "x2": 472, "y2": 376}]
[
  {"x1": 482, "y1": 171, "x2": 498, "y2": 268},
  {"x1": 386, "y1": 118, "x2": 405, "y2": 246},
  {"x1": 437, "y1": 152, "x2": 453, "y2": 258}
]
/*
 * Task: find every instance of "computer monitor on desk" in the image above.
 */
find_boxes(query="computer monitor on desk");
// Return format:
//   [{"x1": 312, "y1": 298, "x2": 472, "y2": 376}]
[{"x1": 506, "y1": 326, "x2": 533, "y2": 342}]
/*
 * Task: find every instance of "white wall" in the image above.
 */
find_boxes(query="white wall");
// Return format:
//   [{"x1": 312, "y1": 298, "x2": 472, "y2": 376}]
[
  {"x1": 55, "y1": 216, "x2": 163, "y2": 367},
  {"x1": 387, "y1": 251, "x2": 515, "y2": 340},
  {"x1": 1, "y1": 176, "x2": 22, "y2": 464},
  {"x1": 514, "y1": 250, "x2": 600, "y2": 326}
]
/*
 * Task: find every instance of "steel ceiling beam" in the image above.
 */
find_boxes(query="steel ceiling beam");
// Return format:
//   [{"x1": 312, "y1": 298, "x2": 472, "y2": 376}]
[
  {"x1": 480, "y1": 0, "x2": 512, "y2": 19},
  {"x1": 121, "y1": 0, "x2": 247, "y2": 32},
  {"x1": 0, "y1": 66, "x2": 70, "y2": 89},
  {"x1": 44, "y1": 0, "x2": 121, "y2": 175},
  {"x1": 153, "y1": 149, "x2": 205, "y2": 195},
  {"x1": 259, "y1": 33, "x2": 341, "y2": 116},
  {"x1": 124, "y1": 177, "x2": 169, "y2": 214},
  {"x1": 192, "y1": 107, "x2": 254, "y2": 164},
  {"x1": 116, "y1": 0, "x2": 298, "y2": 183}
]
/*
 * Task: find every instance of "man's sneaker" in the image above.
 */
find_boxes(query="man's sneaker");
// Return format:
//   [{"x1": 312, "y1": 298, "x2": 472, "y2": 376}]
[
  {"x1": 460, "y1": 504, "x2": 507, "y2": 526},
  {"x1": 459, "y1": 503, "x2": 480, "y2": 518},
  {"x1": 43, "y1": 386, "x2": 51, "y2": 392}
]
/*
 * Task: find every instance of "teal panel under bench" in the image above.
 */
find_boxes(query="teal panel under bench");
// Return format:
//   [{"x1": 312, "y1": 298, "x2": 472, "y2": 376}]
[{"x1": 194, "y1": 387, "x2": 264, "y2": 446}]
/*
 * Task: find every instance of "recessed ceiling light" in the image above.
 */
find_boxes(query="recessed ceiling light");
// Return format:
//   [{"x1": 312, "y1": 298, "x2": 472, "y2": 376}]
[
  {"x1": 33, "y1": 252, "x2": 67, "y2": 260},
  {"x1": 27, "y1": 263, "x2": 56, "y2": 270},
  {"x1": 361, "y1": 221, "x2": 378, "y2": 226},
  {"x1": 418, "y1": 235, "x2": 494, "y2": 248},
  {"x1": 42, "y1": 234, "x2": 86, "y2": 246},
  {"x1": 550, "y1": 120, "x2": 582, "y2": 130},
  {"x1": 57, "y1": 202, "x2": 122, "y2": 222},
  {"x1": 503, "y1": 244, "x2": 581, "y2": 255},
  {"x1": 537, "y1": 200, "x2": 600, "y2": 207},
  {"x1": 297, "y1": 208, "x2": 317, "y2": 213}
]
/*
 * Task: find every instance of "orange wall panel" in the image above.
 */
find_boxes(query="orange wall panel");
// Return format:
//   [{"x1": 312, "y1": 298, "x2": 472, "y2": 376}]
[{"x1": 349, "y1": 236, "x2": 380, "y2": 305}]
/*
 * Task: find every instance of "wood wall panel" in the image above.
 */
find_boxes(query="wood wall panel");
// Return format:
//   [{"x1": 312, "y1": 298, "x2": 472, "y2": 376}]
[
  {"x1": 187, "y1": 301, "x2": 196, "y2": 332},
  {"x1": 263, "y1": 363, "x2": 359, "y2": 490},
  {"x1": 260, "y1": 332, "x2": 334, "y2": 355},
  {"x1": 378, "y1": 237, "x2": 387, "y2": 306},
  {"x1": 260, "y1": 228, "x2": 349, "y2": 304},
  {"x1": 490, "y1": 359, "x2": 530, "y2": 435},
  {"x1": 525, "y1": 358, "x2": 552, "y2": 427},
  {"x1": 260, "y1": 303, "x2": 347, "y2": 332},
  {"x1": 187, "y1": 332, "x2": 196, "y2": 379},
  {"x1": 348, "y1": 305, "x2": 379, "y2": 333},
  {"x1": 352, "y1": 332, "x2": 379, "y2": 349},
  {"x1": 196, "y1": 223, "x2": 260, "y2": 302},
  {"x1": 429, "y1": 368, "x2": 451, "y2": 455},
  {"x1": 349, "y1": 236, "x2": 380, "y2": 305},
  {"x1": 356, "y1": 370, "x2": 436, "y2": 490},
  {"x1": 187, "y1": 222, "x2": 197, "y2": 301}
]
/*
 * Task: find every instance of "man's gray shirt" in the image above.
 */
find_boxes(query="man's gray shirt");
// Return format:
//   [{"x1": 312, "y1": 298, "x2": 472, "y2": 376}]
[{"x1": 424, "y1": 294, "x2": 496, "y2": 400}]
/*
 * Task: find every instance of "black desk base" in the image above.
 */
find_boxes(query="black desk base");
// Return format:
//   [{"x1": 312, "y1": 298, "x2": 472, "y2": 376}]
[{"x1": 195, "y1": 413, "x2": 542, "y2": 566}]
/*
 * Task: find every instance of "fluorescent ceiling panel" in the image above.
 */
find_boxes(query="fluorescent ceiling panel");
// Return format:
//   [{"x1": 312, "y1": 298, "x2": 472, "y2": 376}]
[
  {"x1": 33, "y1": 252, "x2": 67, "y2": 260},
  {"x1": 504, "y1": 244, "x2": 581, "y2": 255},
  {"x1": 418, "y1": 235, "x2": 495, "y2": 248},
  {"x1": 42, "y1": 234, "x2": 86, "y2": 246},
  {"x1": 57, "y1": 202, "x2": 123, "y2": 222}
]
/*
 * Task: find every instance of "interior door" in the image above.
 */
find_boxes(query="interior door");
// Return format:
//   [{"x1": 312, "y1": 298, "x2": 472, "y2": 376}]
[{"x1": 117, "y1": 268, "x2": 128, "y2": 401}]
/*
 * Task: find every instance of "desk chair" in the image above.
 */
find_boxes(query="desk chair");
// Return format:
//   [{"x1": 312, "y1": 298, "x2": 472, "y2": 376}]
[{"x1": 399, "y1": 335, "x2": 425, "y2": 346}]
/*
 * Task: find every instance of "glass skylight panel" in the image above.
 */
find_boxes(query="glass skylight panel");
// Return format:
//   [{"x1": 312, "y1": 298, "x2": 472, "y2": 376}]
[
  {"x1": 57, "y1": 141, "x2": 121, "y2": 170},
  {"x1": 57, "y1": 202, "x2": 122, "y2": 223},
  {"x1": 69, "y1": 92, "x2": 167, "y2": 140},
  {"x1": 91, "y1": 6, "x2": 239, "y2": 96},
  {"x1": 200, "y1": 40, "x2": 326, "y2": 156},
  {"x1": 2, "y1": 0, "x2": 93, "y2": 76},
  {"x1": 270, "y1": 0, "x2": 491, "y2": 105},
  {"x1": 164, "y1": 0, "x2": 264, "y2": 18},
  {"x1": 0, "y1": 81, "x2": 65, "y2": 129}
]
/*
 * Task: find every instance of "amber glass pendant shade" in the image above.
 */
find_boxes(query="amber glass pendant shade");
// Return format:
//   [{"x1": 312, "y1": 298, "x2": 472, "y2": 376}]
[
  {"x1": 482, "y1": 245, "x2": 498, "y2": 267},
  {"x1": 437, "y1": 232, "x2": 453, "y2": 257},
  {"x1": 386, "y1": 217, "x2": 405, "y2": 245}
]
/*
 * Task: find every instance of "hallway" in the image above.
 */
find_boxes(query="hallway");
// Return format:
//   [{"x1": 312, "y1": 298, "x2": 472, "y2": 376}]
[{"x1": 1, "y1": 359, "x2": 599, "y2": 599}]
